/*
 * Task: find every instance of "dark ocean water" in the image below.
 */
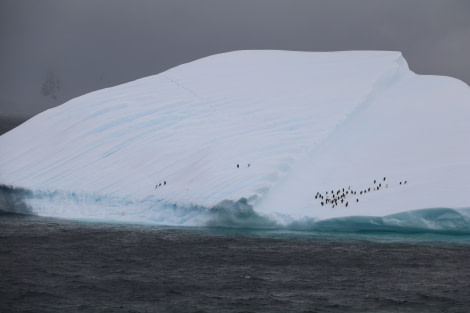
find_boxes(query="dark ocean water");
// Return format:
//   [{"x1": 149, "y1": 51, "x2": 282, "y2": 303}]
[{"x1": 1, "y1": 212, "x2": 470, "y2": 313}]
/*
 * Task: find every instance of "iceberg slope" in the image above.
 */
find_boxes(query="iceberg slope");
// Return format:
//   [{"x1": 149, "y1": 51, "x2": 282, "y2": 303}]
[{"x1": 1, "y1": 50, "x2": 469, "y2": 231}]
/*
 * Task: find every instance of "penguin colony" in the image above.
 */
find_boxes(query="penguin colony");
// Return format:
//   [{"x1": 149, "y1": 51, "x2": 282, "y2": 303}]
[
  {"x1": 314, "y1": 177, "x2": 408, "y2": 208},
  {"x1": 154, "y1": 166, "x2": 408, "y2": 211}
]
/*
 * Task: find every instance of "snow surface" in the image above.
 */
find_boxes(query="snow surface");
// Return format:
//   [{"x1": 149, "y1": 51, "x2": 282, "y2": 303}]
[{"x1": 1, "y1": 50, "x2": 469, "y2": 232}]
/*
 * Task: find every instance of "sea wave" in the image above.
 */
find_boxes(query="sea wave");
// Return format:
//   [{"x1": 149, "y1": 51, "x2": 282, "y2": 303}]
[{"x1": 1, "y1": 184, "x2": 469, "y2": 234}]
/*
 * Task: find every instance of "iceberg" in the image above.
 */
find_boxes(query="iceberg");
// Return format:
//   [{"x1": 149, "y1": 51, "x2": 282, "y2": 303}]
[{"x1": 1, "y1": 50, "x2": 469, "y2": 232}]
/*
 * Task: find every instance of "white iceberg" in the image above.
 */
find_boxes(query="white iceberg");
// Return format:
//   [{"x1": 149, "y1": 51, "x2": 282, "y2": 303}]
[{"x1": 1, "y1": 50, "x2": 469, "y2": 232}]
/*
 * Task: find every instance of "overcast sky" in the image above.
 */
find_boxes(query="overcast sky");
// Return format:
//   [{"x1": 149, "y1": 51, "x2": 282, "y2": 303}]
[{"x1": 1, "y1": 0, "x2": 469, "y2": 116}]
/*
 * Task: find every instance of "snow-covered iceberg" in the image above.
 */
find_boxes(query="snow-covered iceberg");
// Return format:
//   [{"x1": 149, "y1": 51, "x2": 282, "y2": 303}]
[{"x1": 1, "y1": 50, "x2": 469, "y2": 232}]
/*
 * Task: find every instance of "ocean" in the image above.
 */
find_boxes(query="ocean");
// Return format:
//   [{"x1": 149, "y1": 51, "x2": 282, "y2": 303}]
[{"x1": 1, "y1": 211, "x2": 469, "y2": 313}]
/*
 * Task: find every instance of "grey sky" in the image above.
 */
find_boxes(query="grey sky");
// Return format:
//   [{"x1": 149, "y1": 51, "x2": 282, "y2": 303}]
[{"x1": 1, "y1": 0, "x2": 469, "y2": 116}]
